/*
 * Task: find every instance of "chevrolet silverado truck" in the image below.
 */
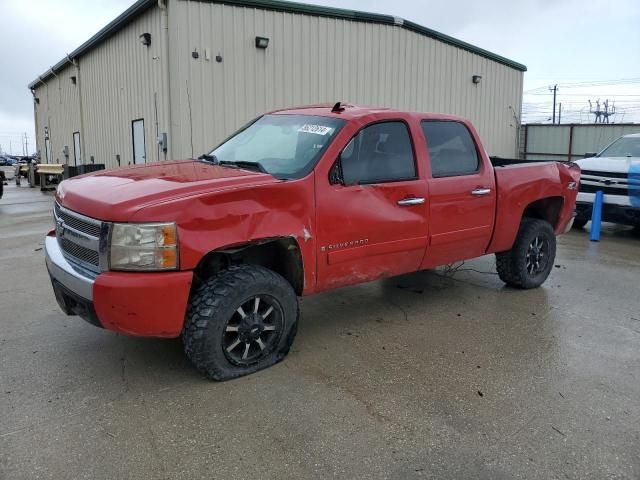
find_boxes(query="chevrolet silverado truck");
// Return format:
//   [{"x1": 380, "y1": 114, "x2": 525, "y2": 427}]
[
  {"x1": 46, "y1": 104, "x2": 580, "y2": 380},
  {"x1": 574, "y1": 133, "x2": 640, "y2": 228}
]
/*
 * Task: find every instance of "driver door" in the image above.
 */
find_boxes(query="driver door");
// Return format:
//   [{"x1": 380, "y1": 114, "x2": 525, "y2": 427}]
[{"x1": 314, "y1": 120, "x2": 429, "y2": 291}]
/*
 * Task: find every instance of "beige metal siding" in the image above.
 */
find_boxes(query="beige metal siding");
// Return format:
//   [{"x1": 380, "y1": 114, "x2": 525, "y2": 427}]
[
  {"x1": 32, "y1": 64, "x2": 81, "y2": 164},
  {"x1": 78, "y1": 7, "x2": 166, "y2": 168},
  {"x1": 33, "y1": 1, "x2": 524, "y2": 170},
  {"x1": 169, "y1": 1, "x2": 523, "y2": 159}
]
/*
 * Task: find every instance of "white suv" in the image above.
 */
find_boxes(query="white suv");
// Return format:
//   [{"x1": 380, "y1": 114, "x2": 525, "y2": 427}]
[{"x1": 574, "y1": 133, "x2": 640, "y2": 228}]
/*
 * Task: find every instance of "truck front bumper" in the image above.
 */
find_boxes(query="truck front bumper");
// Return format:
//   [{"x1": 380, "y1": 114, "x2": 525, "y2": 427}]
[
  {"x1": 576, "y1": 201, "x2": 640, "y2": 227},
  {"x1": 45, "y1": 233, "x2": 193, "y2": 338}
]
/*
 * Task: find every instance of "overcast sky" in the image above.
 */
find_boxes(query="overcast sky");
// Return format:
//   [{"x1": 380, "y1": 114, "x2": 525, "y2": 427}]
[{"x1": 1, "y1": 0, "x2": 638, "y2": 155}]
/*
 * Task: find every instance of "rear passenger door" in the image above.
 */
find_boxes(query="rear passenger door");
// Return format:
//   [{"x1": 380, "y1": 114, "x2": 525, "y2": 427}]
[
  {"x1": 315, "y1": 120, "x2": 429, "y2": 291},
  {"x1": 420, "y1": 120, "x2": 496, "y2": 268}
]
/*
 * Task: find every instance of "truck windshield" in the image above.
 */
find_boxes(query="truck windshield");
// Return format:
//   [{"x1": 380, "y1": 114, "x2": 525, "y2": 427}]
[
  {"x1": 208, "y1": 114, "x2": 345, "y2": 179},
  {"x1": 599, "y1": 137, "x2": 640, "y2": 158}
]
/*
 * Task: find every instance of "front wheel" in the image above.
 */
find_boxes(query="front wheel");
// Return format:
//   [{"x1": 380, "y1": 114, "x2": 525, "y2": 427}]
[
  {"x1": 496, "y1": 218, "x2": 556, "y2": 289},
  {"x1": 183, "y1": 265, "x2": 299, "y2": 380}
]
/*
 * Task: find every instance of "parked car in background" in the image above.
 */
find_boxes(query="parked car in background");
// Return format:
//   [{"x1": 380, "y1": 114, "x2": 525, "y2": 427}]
[
  {"x1": 45, "y1": 104, "x2": 580, "y2": 380},
  {"x1": 574, "y1": 133, "x2": 640, "y2": 228}
]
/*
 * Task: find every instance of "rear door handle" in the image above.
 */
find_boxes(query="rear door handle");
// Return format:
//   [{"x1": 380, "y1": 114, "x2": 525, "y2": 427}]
[
  {"x1": 397, "y1": 197, "x2": 425, "y2": 206},
  {"x1": 471, "y1": 188, "x2": 491, "y2": 196}
]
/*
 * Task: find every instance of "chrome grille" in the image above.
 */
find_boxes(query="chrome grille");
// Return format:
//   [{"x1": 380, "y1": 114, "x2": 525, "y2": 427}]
[
  {"x1": 579, "y1": 171, "x2": 630, "y2": 197},
  {"x1": 581, "y1": 170, "x2": 628, "y2": 179},
  {"x1": 54, "y1": 202, "x2": 101, "y2": 237},
  {"x1": 54, "y1": 202, "x2": 102, "y2": 271},
  {"x1": 579, "y1": 183, "x2": 628, "y2": 196},
  {"x1": 59, "y1": 238, "x2": 100, "y2": 265}
]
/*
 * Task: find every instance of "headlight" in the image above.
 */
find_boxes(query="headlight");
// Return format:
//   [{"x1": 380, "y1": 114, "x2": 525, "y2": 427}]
[{"x1": 109, "y1": 222, "x2": 178, "y2": 271}]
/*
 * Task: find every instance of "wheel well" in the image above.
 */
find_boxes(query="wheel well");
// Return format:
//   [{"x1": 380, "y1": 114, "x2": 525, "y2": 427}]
[
  {"x1": 194, "y1": 238, "x2": 304, "y2": 295},
  {"x1": 522, "y1": 196, "x2": 564, "y2": 229}
]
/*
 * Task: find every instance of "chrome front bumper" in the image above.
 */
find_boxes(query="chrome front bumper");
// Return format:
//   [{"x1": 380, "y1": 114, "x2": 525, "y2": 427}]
[{"x1": 45, "y1": 234, "x2": 95, "y2": 301}]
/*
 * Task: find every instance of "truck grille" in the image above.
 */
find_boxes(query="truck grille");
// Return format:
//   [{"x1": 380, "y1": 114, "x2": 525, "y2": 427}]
[
  {"x1": 581, "y1": 170, "x2": 628, "y2": 179},
  {"x1": 54, "y1": 202, "x2": 102, "y2": 271},
  {"x1": 59, "y1": 238, "x2": 100, "y2": 266},
  {"x1": 54, "y1": 202, "x2": 101, "y2": 237},
  {"x1": 579, "y1": 183, "x2": 628, "y2": 196},
  {"x1": 579, "y1": 170, "x2": 630, "y2": 197}
]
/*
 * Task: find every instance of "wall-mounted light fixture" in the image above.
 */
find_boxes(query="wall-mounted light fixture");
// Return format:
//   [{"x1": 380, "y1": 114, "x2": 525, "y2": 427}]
[
  {"x1": 139, "y1": 33, "x2": 151, "y2": 46},
  {"x1": 472, "y1": 75, "x2": 482, "y2": 84},
  {"x1": 255, "y1": 36, "x2": 269, "y2": 49},
  {"x1": 70, "y1": 76, "x2": 77, "y2": 85},
  {"x1": 35, "y1": 98, "x2": 40, "y2": 104}
]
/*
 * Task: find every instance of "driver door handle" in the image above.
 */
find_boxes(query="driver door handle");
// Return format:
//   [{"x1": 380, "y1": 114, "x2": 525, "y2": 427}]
[
  {"x1": 471, "y1": 188, "x2": 491, "y2": 196},
  {"x1": 397, "y1": 197, "x2": 425, "y2": 206}
]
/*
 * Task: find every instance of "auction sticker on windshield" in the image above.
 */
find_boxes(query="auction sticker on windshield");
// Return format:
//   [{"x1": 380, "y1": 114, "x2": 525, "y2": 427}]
[{"x1": 299, "y1": 124, "x2": 334, "y2": 135}]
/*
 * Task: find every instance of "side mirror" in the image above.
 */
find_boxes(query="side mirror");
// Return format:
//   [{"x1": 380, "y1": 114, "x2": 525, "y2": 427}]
[{"x1": 583, "y1": 152, "x2": 597, "y2": 158}]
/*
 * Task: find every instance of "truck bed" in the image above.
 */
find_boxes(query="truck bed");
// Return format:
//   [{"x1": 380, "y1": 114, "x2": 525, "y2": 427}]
[
  {"x1": 487, "y1": 160, "x2": 580, "y2": 253},
  {"x1": 490, "y1": 156, "x2": 572, "y2": 167}
]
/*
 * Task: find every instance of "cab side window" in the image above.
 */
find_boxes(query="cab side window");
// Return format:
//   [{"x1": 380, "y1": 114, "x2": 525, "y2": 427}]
[
  {"x1": 421, "y1": 121, "x2": 479, "y2": 177},
  {"x1": 340, "y1": 122, "x2": 416, "y2": 184}
]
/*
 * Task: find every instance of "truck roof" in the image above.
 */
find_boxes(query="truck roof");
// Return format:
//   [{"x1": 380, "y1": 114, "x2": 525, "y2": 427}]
[{"x1": 272, "y1": 103, "x2": 465, "y2": 122}]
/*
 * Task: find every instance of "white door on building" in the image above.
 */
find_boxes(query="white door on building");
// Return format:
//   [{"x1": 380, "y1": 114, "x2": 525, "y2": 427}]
[
  {"x1": 132, "y1": 119, "x2": 146, "y2": 164},
  {"x1": 73, "y1": 132, "x2": 81, "y2": 165},
  {"x1": 45, "y1": 138, "x2": 52, "y2": 164}
]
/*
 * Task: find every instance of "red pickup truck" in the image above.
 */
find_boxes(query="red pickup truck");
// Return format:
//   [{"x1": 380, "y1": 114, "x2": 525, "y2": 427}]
[{"x1": 46, "y1": 104, "x2": 580, "y2": 380}]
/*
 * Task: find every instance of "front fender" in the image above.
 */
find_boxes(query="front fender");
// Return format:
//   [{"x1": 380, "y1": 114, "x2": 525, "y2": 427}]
[{"x1": 131, "y1": 174, "x2": 317, "y2": 294}]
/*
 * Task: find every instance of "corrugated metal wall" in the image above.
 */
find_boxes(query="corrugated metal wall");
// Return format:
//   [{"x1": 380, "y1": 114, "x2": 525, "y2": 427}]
[
  {"x1": 77, "y1": 7, "x2": 166, "y2": 167},
  {"x1": 169, "y1": 1, "x2": 523, "y2": 160},
  {"x1": 33, "y1": 64, "x2": 81, "y2": 164},
  {"x1": 33, "y1": 1, "x2": 524, "y2": 169},
  {"x1": 34, "y1": 8, "x2": 166, "y2": 168},
  {"x1": 524, "y1": 124, "x2": 640, "y2": 161}
]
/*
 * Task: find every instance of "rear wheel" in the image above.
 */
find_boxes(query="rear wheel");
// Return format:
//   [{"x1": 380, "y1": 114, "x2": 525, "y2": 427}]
[
  {"x1": 183, "y1": 264, "x2": 298, "y2": 380},
  {"x1": 496, "y1": 218, "x2": 556, "y2": 289}
]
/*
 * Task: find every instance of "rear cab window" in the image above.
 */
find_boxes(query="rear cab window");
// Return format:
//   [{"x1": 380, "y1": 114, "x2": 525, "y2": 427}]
[{"x1": 421, "y1": 121, "x2": 480, "y2": 177}]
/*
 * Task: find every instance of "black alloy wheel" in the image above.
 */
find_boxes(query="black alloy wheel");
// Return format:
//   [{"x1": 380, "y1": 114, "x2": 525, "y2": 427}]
[{"x1": 222, "y1": 294, "x2": 283, "y2": 366}]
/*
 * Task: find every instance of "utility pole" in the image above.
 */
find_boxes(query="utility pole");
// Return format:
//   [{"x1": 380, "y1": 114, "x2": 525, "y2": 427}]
[
  {"x1": 24, "y1": 132, "x2": 29, "y2": 156},
  {"x1": 549, "y1": 84, "x2": 558, "y2": 124},
  {"x1": 558, "y1": 103, "x2": 562, "y2": 124}
]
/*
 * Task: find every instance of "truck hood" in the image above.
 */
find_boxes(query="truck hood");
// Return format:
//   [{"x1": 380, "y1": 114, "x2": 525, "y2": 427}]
[
  {"x1": 56, "y1": 160, "x2": 278, "y2": 221},
  {"x1": 575, "y1": 156, "x2": 640, "y2": 174}
]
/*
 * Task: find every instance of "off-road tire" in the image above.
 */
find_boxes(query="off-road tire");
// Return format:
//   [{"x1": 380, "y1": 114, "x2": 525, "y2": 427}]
[
  {"x1": 572, "y1": 217, "x2": 588, "y2": 229},
  {"x1": 495, "y1": 217, "x2": 556, "y2": 289},
  {"x1": 183, "y1": 264, "x2": 299, "y2": 381}
]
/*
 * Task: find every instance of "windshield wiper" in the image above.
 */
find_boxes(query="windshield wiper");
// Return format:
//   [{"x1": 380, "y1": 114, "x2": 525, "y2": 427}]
[
  {"x1": 197, "y1": 154, "x2": 219, "y2": 164},
  {"x1": 219, "y1": 160, "x2": 267, "y2": 174}
]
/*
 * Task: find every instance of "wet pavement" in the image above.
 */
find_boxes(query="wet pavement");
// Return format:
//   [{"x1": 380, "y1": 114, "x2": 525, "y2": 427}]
[{"x1": 1, "y1": 180, "x2": 639, "y2": 479}]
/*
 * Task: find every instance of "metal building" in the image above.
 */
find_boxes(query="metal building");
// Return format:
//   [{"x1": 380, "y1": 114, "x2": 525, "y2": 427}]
[{"x1": 29, "y1": 0, "x2": 526, "y2": 169}]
